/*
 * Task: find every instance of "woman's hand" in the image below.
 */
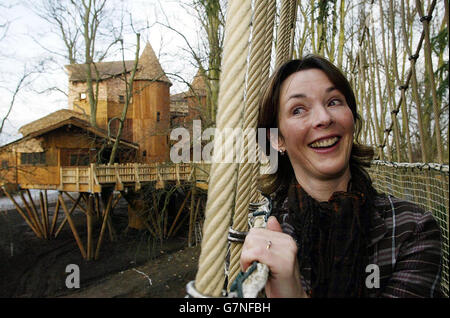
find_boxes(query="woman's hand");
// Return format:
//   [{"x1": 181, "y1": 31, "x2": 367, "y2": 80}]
[{"x1": 240, "y1": 216, "x2": 308, "y2": 298}]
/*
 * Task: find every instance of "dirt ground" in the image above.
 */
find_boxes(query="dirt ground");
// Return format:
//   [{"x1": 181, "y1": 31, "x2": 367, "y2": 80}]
[{"x1": 0, "y1": 194, "x2": 201, "y2": 298}]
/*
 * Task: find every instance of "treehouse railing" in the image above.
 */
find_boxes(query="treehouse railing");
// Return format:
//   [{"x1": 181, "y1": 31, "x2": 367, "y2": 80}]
[{"x1": 60, "y1": 162, "x2": 210, "y2": 192}]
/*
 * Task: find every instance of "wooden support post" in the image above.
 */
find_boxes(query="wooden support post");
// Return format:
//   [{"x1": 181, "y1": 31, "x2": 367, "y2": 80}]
[
  {"x1": 134, "y1": 163, "x2": 141, "y2": 191},
  {"x1": 60, "y1": 167, "x2": 64, "y2": 191},
  {"x1": 188, "y1": 164, "x2": 195, "y2": 182},
  {"x1": 49, "y1": 197, "x2": 60, "y2": 237},
  {"x1": 188, "y1": 186, "x2": 196, "y2": 246},
  {"x1": 88, "y1": 164, "x2": 92, "y2": 193},
  {"x1": 19, "y1": 190, "x2": 43, "y2": 237},
  {"x1": 91, "y1": 164, "x2": 100, "y2": 192},
  {"x1": 39, "y1": 191, "x2": 48, "y2": 239},
  {"x1": 98, "y1": 190, "x2": 117, "y2": 241},
  {"x1": 111, "y1": 192, "x2": 122, "y2": 210},
  {"x1": 80, "y1": 192, "x2": 87, "y2": 204},
  {"x1": 59, "y1": 193, "x2": 86, "y2": 259},
  {"x1": 95, "y1": 192, "x2": 114, "y2": 260},
  {"x1": 167, "y1": 189, "x2": 191, "y2": 238},
  {"x1": 2, "y1": 187, "x2": 42, "y2": 238},
  {"x1": 86, "y1": 194, "x2": 94, "y2": 260},
  {"x1": 76, "y1": 167, "x2": 80, "y2": 192},
  {"x1": 147, "y1": 191, "x2": 161, "y2": 238},
  {"x1": 152, "y1": 191, "x2": 162, "y2": 240},
  {"x1": 114, "y1": 163, "x2": 124, "y2": 191},
  {"x1": 175, "y1": 164, "x2": 181, "y2": 186},
  {"x1": 162, "y1": 189, "x2": 174, "y2": 239},
  {"x1": 26, "y1": 189, "x2": 43, "y2": 235},
  {"x1": 43, "y1": 190, "x2": 49, "y2": 238},
  {"x1": 64, "y1": 192, "x2": 87, "y2": 214},
  {"x1": 127, "y1": 198, "x2": 146, "y2": 230},
  {"x1": 172, "y1": 205, "x2": 193, "y2": 238},
  {"x1": 55, "y1": 193, "x2": 82, "y2": 238},
  {"x1": 193, "y1": 196, "x2": 202, "y2": 238},
  {"x1": 94, "y1": 193, "x2": 100, "y2": 219},
  {"x1": 156, "y1": 164, "x2": 165, "y2": 189},
  {"x1": 106, "y1": 215, "x2": 116, "y2": 242}
]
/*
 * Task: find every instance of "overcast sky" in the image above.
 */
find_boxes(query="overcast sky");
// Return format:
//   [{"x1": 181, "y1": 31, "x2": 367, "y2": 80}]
[{"x1": 0, "y1": 0, "x2": 201, "y2": 145}]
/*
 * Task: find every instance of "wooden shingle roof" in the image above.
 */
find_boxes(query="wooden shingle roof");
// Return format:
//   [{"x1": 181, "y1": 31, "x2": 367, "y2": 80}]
[
  {"x1": 185, "y1": 69, "x2": 207, "y2": 97},
  {"x1": 19, "y1": 109, "x2": 90, "y2": 137},
  {"x1": 65, "y1": 42, "x2": 171, "y2": 86},
  {"x1": 65, "y1": 61, "x2": 136, "y2": 82},
  {"x1": 134, "y1": 43, "x2": 171, "y2": 85},
  {"x1": 15, "y1": 109, "x2": 138, "y2": 149}
]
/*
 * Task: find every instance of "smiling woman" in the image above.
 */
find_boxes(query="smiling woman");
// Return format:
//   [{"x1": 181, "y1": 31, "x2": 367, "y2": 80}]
[
  {"x1": 240, "y1": 55, "x2": 444, "y2": 298},
  {"x1": 276, "y1": 68, "x2": 355, "y2": 198}
]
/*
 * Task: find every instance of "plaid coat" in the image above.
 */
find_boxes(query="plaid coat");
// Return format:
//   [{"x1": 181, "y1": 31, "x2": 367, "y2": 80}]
[{"x1": 275, "y1": 194, "x2": 443, "y2": 298}]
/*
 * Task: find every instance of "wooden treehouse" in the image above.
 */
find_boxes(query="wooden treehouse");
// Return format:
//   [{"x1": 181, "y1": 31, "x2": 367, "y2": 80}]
[{"x1": 0, "y1": 42, "x2": 210, "y2": 260}]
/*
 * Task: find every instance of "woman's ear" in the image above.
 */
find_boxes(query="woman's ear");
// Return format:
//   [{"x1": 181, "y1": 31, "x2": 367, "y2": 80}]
[{"x1": 267, "y1": 129, "x2": 285, "y2": 153}]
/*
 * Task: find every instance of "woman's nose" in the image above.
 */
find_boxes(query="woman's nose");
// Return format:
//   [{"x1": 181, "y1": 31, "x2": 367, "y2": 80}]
[{"x1": 312, "y1": 105, "x2": 334, "y2": 128}]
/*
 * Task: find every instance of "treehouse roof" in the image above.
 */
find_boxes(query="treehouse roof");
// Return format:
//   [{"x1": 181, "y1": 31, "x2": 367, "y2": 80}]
[
  {"x1": 185, "y1": 69, "x2": 207, "y2": 97},
  {"x1": 19, "y1": 109, "x2": 89, "y2": 137},
  {"x1": 65, "y1": 42, "x2": 172, "y2": 86},
  {"x1": 12, "y1": 109, "x2": 139, "y2": 150}
]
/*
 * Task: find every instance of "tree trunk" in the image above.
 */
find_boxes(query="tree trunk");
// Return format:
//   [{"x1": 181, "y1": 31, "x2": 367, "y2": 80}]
[
  {"x1": 108, "y1": 34, "x2": 140, "y2": 165},
  {"x1": 415, "y1": 0, "x2": 442, "y2": 163}
]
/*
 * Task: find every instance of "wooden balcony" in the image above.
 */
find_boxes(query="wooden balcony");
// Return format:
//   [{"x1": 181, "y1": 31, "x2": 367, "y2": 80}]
[{"x1": 59, "y1": 162, "x2": 210, "y2": 193}]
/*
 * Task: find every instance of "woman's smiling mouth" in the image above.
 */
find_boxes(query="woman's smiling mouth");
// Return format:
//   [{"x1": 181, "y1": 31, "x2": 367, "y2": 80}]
[{"x1": 309, "y1": 136, "x2": 341, "y2": 149}]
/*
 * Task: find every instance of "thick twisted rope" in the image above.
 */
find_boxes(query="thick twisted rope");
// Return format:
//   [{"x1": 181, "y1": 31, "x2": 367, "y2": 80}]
[
  {"x1": 225, "y1": 0, "x2": 296, "y2": 297},
  {"x1": 256, "y1": 0, "x2": 297, "y2": 188},
  {"x1": 227, "y1": 0, "x2": 276, "y2": 289},
  {"x1": 275, "y1": 0, "x2": 298, "y2": 68},
  {"x1": 250, "y1": 0, "x2": 277, "y2": 204},
  {"x1": 193, "y1": 0, "x2": 252, "y2": 297}
]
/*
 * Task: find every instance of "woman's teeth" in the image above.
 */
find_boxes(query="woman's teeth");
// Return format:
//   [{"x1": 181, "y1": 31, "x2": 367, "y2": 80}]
[{"x1": 310, "y1": 137, "x2": 339, "y2": 148}]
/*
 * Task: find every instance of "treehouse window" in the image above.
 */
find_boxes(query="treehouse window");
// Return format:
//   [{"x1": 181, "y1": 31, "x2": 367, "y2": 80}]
[
  {"x1": 20, "y1": 152, "x2": 46, "y2": 165},
  {"x1": 1, "y1": 160, "x2": 8, "y2": 169},
  {"x1": 119, "y1": 95, "x2": 125, "y2": 103},
  {"x1": 79, "y1": 92, "x2": 87, "y2": 100},
  {"x1": 157, "y1": 111, "x2": 161, "y2": 122}
]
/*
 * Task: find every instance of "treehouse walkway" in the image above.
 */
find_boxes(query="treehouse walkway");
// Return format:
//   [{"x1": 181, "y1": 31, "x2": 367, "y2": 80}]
[
  {"x1": 1, "y1": 162, "x2": 210, "y2": 260},
  {"x1": 59, "y1": 162, "x2": 210, "y2": 193}
]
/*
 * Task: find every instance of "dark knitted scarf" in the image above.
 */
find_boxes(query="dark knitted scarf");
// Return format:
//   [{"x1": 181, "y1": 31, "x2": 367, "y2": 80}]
[{"x1": 287, "y1": 166, "x2": 376, "y2": 298}]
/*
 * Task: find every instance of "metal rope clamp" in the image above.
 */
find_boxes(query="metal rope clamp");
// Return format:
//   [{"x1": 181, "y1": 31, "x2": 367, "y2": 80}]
[
  {"x1": 228, "y1": 195, "x2": 273, "y2": 298},
  {"x1": 228, "y1": 227, "x2": 248, "y2": 243},
  {"x1": 185, "y1": 280, "x2": 230, "y2": 298},
  {"x1": 186, "y1": 195, "x2": 273, "y2": 298}
]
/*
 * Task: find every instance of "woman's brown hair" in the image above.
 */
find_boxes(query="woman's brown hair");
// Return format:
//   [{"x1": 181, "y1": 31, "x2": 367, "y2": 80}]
[{"x1": 258, "y1": 55, "x2": 374, "y2": 196}]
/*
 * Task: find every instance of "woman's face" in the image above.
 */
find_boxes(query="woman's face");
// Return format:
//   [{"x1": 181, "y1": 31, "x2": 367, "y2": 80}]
[{"x1": 276, "y1": 68, "x2": 354, "y2": 182}]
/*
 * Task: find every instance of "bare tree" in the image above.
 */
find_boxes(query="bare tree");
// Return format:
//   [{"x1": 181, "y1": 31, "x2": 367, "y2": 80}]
[
  {"x1": 31, "y1": 0, "x2": 125, "y2": 127},
  {"x1": 0, "y1": 70, "x2": 34, "y2": 135},
  {"x1": 0, "y1": 3, "x2": 41, "y2": 141},
  {"x1": 293, "y1": 0, "x2": 448, "y2": 163},
  {"x1": 191, "y1": 0, "x2": 225, "y2": 123},
  {"x1": 157, "y1": 0, "x2": 226, "y2": 126},
  {"x1": 108, "y1": 33, "x2": 140, "y2": 165}
]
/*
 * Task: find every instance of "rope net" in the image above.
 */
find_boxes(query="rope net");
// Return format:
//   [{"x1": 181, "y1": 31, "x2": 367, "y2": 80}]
[
  {"x1": 367, "y1": 160, "x2": 449, "y2": 297},
  {"x1": 191, "y1": 0, "x2": 448, "y2": 298}
]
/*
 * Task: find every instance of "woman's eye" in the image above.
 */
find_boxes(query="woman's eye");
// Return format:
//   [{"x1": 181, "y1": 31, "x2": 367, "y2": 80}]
[
  {"x1": 292, "y1": 107, "x2": 305, "y2": 115},
  {"x1": 329, "y1": 98, "x2": 342, "y2": 106}
]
